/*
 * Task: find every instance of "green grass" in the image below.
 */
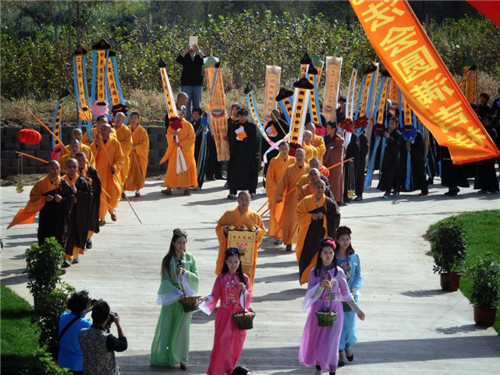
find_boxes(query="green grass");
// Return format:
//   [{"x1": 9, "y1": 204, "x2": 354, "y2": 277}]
[
  {"x1": 1, "y1": 284, "x2": 40, "y2": 374},
  {"x1": 453, "y1": 210, "x2": 500, "y2": 333}
]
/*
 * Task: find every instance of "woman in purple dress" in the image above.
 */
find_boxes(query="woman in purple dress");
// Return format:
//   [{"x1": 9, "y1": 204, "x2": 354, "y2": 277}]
[{"x1": 299, "y1": 238, "x2": 365, "y2": 375}]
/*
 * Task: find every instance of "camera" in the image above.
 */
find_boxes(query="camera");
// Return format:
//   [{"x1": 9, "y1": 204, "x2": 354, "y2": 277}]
[{"x1": 105, "y1": 311, "x2": 118, "y2": 331}]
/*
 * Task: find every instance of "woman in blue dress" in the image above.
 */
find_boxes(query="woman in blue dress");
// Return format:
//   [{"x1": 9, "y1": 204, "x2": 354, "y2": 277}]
[{"x1": 335, "y1": 226, "x2": 362, "y2": 367}]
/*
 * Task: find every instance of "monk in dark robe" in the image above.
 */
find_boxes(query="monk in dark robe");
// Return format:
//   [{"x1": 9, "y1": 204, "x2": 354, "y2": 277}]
[
  {"x1": 37, "y1": 161, "x2": 75, "y2": 247},
  {"x1": 192, "y1": 108, "x2": 208, "y2": 188},
  {"x1": 343, "y1": 131, "x2": 360, "y2": 203},
  {"x1": 354, "y1": 131, "x2": 369, "y2": 201},
  {"x1": 399, "y1": 127, "x2": 428, "y2": 196},
  {"x1": 262, "y1": 109, "x2": 289, "y2": 184},
  {"x1": 76, "y1": 152, "x2": 101, "y2": 249},
  {"x1": 63, "y1": 158, "x2": 93, "y2": 266},
  {"x1": 474, "y1": 115, "x2": 499, "y2": 194},
  {"x1": 295, "y1": 180, "x2": 340, "y2": 285},
  {"x1": 8, "y1": 160, "x2": 74, "y2": 249},
  {"x1": 440, "y1": 146, "x2": 470, "y2": 196},
  {"x1": 227, "y1": 108, "x2": 259, "y2": 198},
  {"x1": 377, "y1": 117, "x2": 403, "y2": 199}
]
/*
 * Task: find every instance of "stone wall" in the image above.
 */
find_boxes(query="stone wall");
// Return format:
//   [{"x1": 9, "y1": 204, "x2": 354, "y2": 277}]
[{"x1": 1, "y1": 126, "x2": 168, "y2": 178}]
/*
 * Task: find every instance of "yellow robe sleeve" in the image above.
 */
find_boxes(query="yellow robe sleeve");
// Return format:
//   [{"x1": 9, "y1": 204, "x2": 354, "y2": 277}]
[
  {"x1": 215, "y1": 210, "x2": 234, "y2": 275},
  {"x1": 7, "y1": 177, "x2": 50, "y2": 228}
]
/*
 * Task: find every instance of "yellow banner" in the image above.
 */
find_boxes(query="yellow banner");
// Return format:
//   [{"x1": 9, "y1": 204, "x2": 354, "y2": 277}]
[
  {"x1": 264, "y1": 65, "x2": 281, "y2": 123},
  {"x1": 106, "y1": 54, "x2": 121, "y2": 108},
  {"x1": 97, "y1": 50, "x2": 107, "y2": 102},
  {"x1": 159, "y1": 60, "x2": 178, "y2": 118},
  {"x1": 205, "y1": 61, "x2": 230, "y2": 161},
  {"x1": 351, "y1": 0, "x2": 499, "y2": 164},
  {"x1": 323, "y1": 56, "x2": 343, "y2": 123}
]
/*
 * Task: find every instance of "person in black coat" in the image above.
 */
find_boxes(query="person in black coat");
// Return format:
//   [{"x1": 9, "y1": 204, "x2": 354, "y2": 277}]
[
  {"x1": 399, "y1": 126, "x2": 428, "y2": 196},
  {"x1": 227, "y1": 108, "x2": 259, "y2": 198},
  {"x1": 175, "y1": 44, "x2": 204, "y2": 121},
  {"x1": 377, "y1": 117, "x2": 403, "y2": 198},
  {"x1": 474, "y1": 114, "x2": 499, "y2": 194}
]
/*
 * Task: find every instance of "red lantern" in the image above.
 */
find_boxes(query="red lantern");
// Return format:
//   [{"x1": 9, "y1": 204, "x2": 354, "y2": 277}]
[{"x1": 17, "y1": 128, "x2": 42, "y2": 145}]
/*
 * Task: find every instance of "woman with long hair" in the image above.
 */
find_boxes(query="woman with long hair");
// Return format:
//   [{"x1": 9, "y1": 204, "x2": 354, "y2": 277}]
[
  {"x1": 335, "y1": 226, "x2": 363, "y2": 367},
  {"x1": 151, "y1": 228, "x2": 199, "y2": 370},
  {"x1": 198, "y1": 247, "x2": 252, "y2": 375},
  {"x1": 299, "y1": 238, "x2": 365, "y2": 375}
]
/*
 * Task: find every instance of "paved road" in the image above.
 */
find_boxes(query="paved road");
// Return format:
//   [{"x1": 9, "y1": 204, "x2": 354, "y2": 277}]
[{"x1": 1, "y1": 177, "x2": 499, "y2": 374}]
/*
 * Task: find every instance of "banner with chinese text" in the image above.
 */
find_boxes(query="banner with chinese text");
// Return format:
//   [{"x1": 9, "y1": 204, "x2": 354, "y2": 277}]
[
  {"x1": 227, "y1": 230, "x2": 256, "y2": 273},
  {"x1": 351, "y1": 0, "x2": 499, "y2": 164}
]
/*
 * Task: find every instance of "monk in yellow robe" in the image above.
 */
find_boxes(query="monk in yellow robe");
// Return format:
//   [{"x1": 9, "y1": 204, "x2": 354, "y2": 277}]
[
  {"x1": 302, "y1": 130, "x2": 319, "y2": 163},
  {"x1": 90, "y1": 124, "x2": 124, "y2": 224},
  {"x1": 124, "y1": 112, "x2": 149, "y2": 197},
  {"x1": 296, "y1": 158, "x2": 329, "y2": 189},
  {"x1": 296, "y1": 168, "x2": 334, "y2": 202},
  {"x1": 215, "y1": 191, "x2": 265, "y2": 287},
  {"x1": 113, "y1": 112, "x2": 133, "y2": 191},
  {"x1": 8, "y1": 160, "x2": 75, "y2": 247},
  {"x1": 68, "y1": 128, "x2": 95, "y2": 166},
  {"x1": 160, "y1": 109, "x2": 197, "y2": 196},
  {"x1": 273, "y1": 148, "x2": 309, "y2": 252},
  {"x1": 59, "y1": 139, "x2": 95, "y2": 173},
  {"x1": 81, "y1": 116, "x2": 116, "y2": 145},
  {"x1": 306, "y1": 122, "x2": 326, "y2": 160},
  {"x1": 296, "y1": 180, "x2": 340, "y2": 285},
  {"x1": 265, "y1": 142, "x2": 295, "y2": 243}
]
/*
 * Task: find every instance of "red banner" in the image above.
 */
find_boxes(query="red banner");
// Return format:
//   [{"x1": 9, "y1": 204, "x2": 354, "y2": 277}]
[
  {"x1": 467, "y1": 0, "x2": 500, "y2": 28},
  {"x1": 351, "y1": 0, "x2": 499, "y2": 164}
]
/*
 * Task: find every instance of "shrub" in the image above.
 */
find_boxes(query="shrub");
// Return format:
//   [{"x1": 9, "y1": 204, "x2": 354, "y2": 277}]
[
  {"x1": 25, "y1": 237, "x2": 75, "y2": 359},
  {"x1": 25, "y1": 237, "x2": 66, "y2": 298},
  {"x1": 428, "y1": 216, "x2": 467, "y2": 274},
  {"x1": 20, "y1": 347, "x2": 71, "y2": 375},
  {"x1": 466, "y1": 253, "x2": 500, "y2": 308}
]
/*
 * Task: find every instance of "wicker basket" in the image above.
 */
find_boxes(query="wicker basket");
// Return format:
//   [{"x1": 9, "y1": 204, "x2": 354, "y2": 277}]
[
  {"x1": 178, "y1": 296, "x2": 200, "y2": 313},
  {"x1": 232, "y1": 309, "x2": 255, "y2": 330},
  {"x1": 315, "y1": 289, "x2": 337, "y2": 327},
  {"x1": 315, "y1": 311, "x2": 338, "y2": 327},
  {"x1": 342, "y1": 302, "x2": 352, "y2": 312}
]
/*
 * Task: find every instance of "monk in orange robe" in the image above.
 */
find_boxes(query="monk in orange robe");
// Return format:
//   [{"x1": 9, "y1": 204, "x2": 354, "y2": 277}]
[
  {"x1": 81, "y1": 116, "x2": 116, "y2": 145},
  {"x1": 90, "y1": 124, "x2": 124, "y2": 224},
  {"x1": 215, "y1": 191, "x2": 265, "y2": 287},
  {"x1": 296, "y1": 180, "x2": 340, "y2": 284},
  {"x1": 8, "y1": 160, "x2": 75, "y2": 247},
  {"x1": 68, "y1": 128, "x2": 95, "y2": 166},
  {"x1": 265, "y1": 142, "x2": 295, "y2": 243},
  {"x1": 302, "y1": 130, "x2": 319, "y2": 163},
  {"x1": 59, "y1": 139, "x2": 95, "y2": 173},
  {"x1": 160, "y1": 109, "x2": 197, "y2": 196},
  {"x1": 306, "y1": 122, "x2": 326, "y2": 160},
  {"x1": 124, "y1": 112, "x2": 149, "y2": 197},
  {"x1": 296, "y1": 158, "x2": 330, "y2": 190},
  {"x1": 273, "y1": 148, "x2": 309, "y2": 252},
  {"x1": 296, "y1": 168, "x2": 334, "y2": 202},
  {"x1": 113, "y1": 112, "x2": 133, "y2": 192}
]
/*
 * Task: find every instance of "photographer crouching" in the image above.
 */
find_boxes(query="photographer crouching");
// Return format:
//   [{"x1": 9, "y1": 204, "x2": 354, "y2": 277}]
[{"x1": 78, "y1": 300, "x2": 128, "y2": 375}]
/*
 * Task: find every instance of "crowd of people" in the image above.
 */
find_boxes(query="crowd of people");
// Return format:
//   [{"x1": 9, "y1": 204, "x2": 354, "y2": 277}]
[{"x1": 7, "y1": 43, "x2": 499, "y2": 374}]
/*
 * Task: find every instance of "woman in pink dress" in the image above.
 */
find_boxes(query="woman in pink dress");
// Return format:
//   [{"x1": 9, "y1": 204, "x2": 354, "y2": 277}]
[
  {"x1": 198, "y1": 247, "x2": 252, "y2": 375},
  {"x1": 299, "y1": 238, "x2": 365, "y2": 375}
]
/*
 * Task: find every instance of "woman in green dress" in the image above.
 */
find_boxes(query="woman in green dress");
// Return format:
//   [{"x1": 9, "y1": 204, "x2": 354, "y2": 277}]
[{"x1": 150, "y1": 228, "x2": 199, "y2": 370}]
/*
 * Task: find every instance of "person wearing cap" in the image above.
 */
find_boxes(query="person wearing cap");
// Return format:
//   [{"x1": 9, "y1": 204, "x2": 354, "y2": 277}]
[{"x1": 160, "y1": 106, "x2": 198, "y2": 196}]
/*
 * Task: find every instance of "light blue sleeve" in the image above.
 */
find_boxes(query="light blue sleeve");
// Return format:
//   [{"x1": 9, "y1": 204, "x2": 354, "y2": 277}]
[{"x1": 351, "y1": 253, "x2": 362, "y2": 293}]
